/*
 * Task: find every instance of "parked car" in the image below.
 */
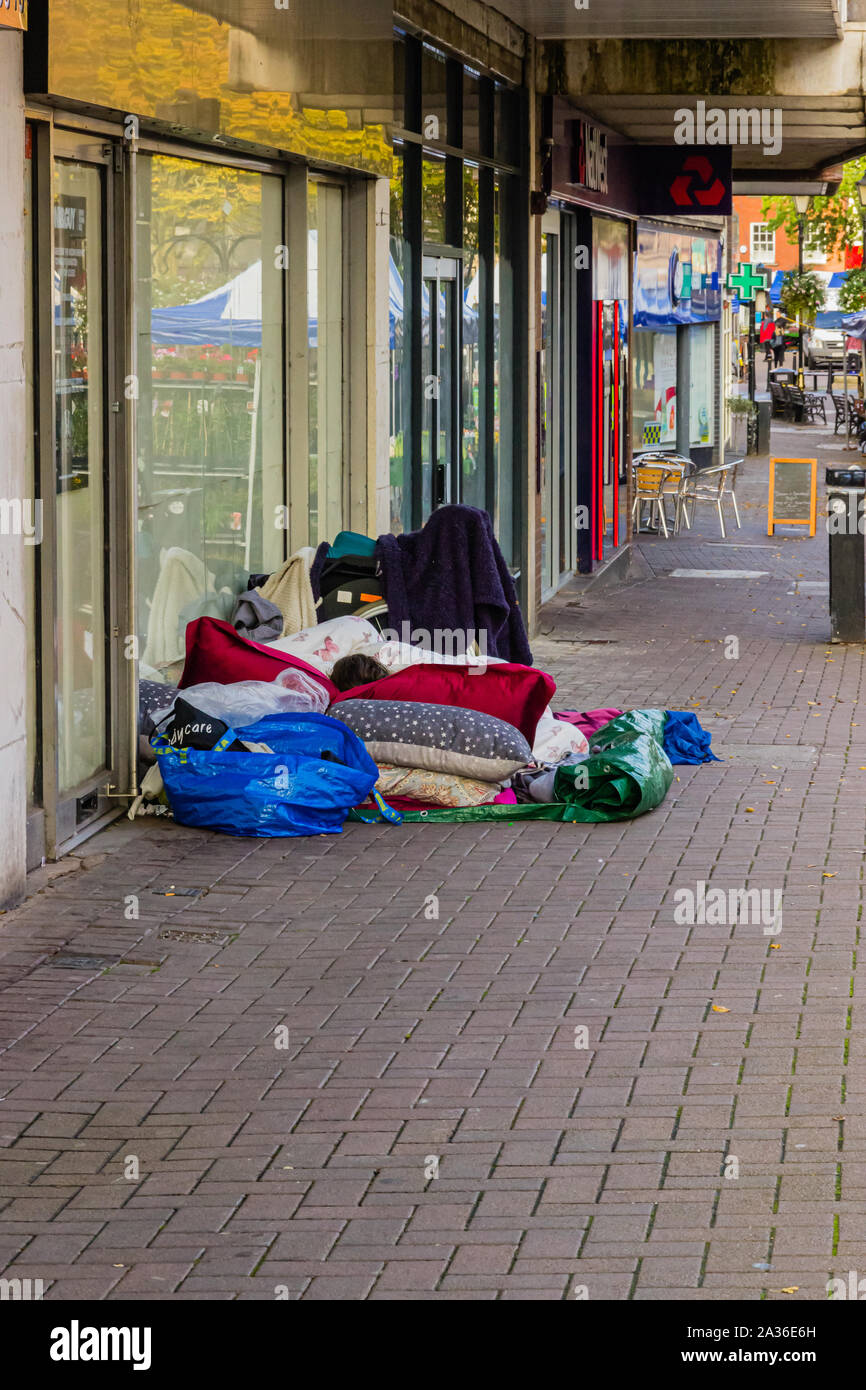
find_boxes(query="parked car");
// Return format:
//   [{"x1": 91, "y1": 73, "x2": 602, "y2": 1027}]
[{"x1": 803, "y1": 324, "x2": 846, "y2": 368}]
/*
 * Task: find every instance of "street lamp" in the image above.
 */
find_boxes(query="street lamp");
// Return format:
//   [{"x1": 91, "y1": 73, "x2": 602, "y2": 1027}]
[{"x1": 793, "y1": 193, "x2": 810, "y2": 382}]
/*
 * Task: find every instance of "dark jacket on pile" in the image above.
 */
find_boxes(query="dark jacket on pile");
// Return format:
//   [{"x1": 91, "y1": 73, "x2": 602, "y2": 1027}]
[{"x1": 375, "y1": 505, "x2": 532, "y2": 666}]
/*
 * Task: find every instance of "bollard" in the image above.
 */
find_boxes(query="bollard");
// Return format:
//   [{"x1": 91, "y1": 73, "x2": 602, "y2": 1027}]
[{"x1": 826, "y1": 466, "x2": 866, "y2": 643}]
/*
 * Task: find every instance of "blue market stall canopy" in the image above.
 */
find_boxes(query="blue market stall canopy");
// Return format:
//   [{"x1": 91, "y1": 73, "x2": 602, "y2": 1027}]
[
  {"x1": 149, "y1": 245, "x2": 477, "y2": 351},
  {"x1": 633, "y1": 223, "x2": 722, "y2": 329},
  {"x1": 151, "y1": 261, "x2": 264, "y2": 348}
]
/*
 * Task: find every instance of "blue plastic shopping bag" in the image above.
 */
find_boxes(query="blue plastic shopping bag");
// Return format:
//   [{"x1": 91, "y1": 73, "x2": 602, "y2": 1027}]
[{"x1": 152, "y1": 712, "x2": 379, "y2": 837}]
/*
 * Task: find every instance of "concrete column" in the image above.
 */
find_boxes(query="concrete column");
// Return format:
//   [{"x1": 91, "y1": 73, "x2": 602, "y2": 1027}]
[{"x1": 0, "y1": 32, "x2": 27, "y2": 906}]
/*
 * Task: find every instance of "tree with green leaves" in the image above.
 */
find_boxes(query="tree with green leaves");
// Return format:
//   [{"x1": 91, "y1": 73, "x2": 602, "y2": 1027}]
[
  {"x1": 839, "y1": 268, "x2": 866, "y2": 313},
  {"x1": 761, "y1": 157, "x2": 866, "y2": 259}
]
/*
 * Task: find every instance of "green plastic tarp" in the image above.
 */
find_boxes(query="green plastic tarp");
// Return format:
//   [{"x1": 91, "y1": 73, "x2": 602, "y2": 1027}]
[{"x1": 349, "y1": 710, "x2": 674, "y2": 825}]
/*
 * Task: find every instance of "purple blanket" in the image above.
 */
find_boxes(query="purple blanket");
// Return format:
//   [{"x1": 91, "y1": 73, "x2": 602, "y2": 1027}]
[{"x1": 376, "y1": 505, "x2": 532, "y2": 665}]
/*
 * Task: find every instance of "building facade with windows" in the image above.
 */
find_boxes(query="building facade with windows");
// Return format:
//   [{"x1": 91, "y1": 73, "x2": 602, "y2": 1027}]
[
  {"x1": 733, "y1": 195, "x2": 849, "y2": 277},
  {"x1": 20, "y1": 0, "x2": 398, "y2": 873},
  {"x1": 8, "y1": 0, "x2": 534, "y2": 890},
  {"x1": 389, "y1": 23, "x2": 528, "y2": 572}
]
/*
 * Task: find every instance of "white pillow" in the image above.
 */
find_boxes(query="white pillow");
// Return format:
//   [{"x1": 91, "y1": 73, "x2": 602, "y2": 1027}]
[
  {"x1": 532, "y1": 707, "x2": 590, "y2": 764},
  {"x1": 375, "y1": 640, "x2": 506, "y2": 674},
  {"x1": 265, "y1": 615, "x2": 381, "y2": 674}
]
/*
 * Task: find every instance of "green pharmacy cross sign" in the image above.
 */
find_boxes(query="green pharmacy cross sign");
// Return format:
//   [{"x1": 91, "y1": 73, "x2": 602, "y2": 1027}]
[{"x1": 726, "y1": 262, "x2": 768, "y2": 303}]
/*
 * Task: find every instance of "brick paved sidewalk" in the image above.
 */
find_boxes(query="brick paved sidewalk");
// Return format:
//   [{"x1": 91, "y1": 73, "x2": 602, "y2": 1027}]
[{"x1": 1, "y1": 436, "x2": 864, "y2": 1301}]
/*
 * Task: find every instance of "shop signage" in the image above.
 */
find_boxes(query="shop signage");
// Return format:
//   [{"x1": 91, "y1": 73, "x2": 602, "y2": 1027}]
[
  {"x1": 726, "y1": 262, "x2": 768, "y2": 303},
  {"x1": 572, "y1": 121, "x2": 609, "y2": 195},
  {"x1": 768, "y1": 457, "x2": 817, "y2": 537},
  {"x1": 639, "y1": 146, "x2": 732, "y2": 218},
  {"x1": 634, "y1": 224, "x2": 722, "y2": 328},
  {"x1": 0, "y1": 0, "x2": 26, "y2": 30}
]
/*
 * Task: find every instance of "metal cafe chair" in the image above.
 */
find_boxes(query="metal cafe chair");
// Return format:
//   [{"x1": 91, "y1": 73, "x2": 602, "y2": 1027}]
[
  {"x1": 632, "y1": 451, "x2": 695, "y2": 534},
  {"x1": 682, "y1": 459, "x2": 743, "y2": 539},
  {"x1": 632, "y1": 463, "x2": 682, "y2": 538}
]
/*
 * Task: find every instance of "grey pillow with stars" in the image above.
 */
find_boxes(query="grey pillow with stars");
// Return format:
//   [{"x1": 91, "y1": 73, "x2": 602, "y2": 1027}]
[{"x1": 329, "y1": 698, "x2": 531, "y2": 782}]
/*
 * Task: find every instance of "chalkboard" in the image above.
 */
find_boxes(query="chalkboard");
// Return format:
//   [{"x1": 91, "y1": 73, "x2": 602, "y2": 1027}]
[{"x1": 768, "y1": 457, "x2": 817, "y2": 536}]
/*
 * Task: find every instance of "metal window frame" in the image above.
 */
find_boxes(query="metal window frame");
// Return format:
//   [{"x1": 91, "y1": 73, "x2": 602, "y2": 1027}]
[
  {"x1": 397, "y1": 30, "x2": 527, "y2": 557},
  {"x1": 25, "y1": 107, "x2": 374, "y2": 856},
  {"x1": 38, "y1": 124, "x2": 129, "y2": 854}
]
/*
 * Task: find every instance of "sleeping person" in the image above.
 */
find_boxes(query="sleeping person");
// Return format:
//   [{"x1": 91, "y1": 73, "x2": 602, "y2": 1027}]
[{"x1": 330, "y1": 654, "x2": 389, "y2": 692}]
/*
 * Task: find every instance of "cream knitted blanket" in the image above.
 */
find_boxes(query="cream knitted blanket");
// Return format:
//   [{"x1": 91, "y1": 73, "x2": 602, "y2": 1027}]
[{"x1": 257, "y1": 547, "x2": 317, "y2": 637}]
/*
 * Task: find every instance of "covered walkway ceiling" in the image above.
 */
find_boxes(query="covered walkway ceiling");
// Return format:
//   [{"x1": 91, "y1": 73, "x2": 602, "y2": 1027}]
[
  {"x1": 573, "y1": 93, "x2": 866, "y2": 180},
  {"x1": 534, "y1": 27, "x2": 866, "y2": 184},
  {"x1": 493, "y1": 0, "x2": 846, "y2": 40}
]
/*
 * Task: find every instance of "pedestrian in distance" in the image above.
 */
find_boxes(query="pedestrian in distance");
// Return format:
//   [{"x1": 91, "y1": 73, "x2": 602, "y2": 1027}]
[{"x1": 772, "y1": 310, "x2": 788, "y2": 368}]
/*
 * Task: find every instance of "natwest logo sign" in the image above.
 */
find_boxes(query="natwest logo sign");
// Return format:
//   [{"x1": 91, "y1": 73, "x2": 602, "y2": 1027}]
[
  {"x1": 572, "y1": 121, "x2": 609, "y2": 196},
  {"x1": 0, "y1": 0, "x2": 26, "y2": 30},
  {"x1": 669, "y1": 154, "x2": 727, "y2": 208},
  {"x1": 639, "y1": 145, "x2": 732, "y2": 218}
]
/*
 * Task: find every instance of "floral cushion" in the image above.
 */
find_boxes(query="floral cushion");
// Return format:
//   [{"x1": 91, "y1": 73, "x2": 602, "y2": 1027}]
[
  {"x1": 374, "y1": 765, "x2": 500, "y2": 807},
  {"x1": 266, "y1": 615, "x2": 381, "y2": 674},
  {"x1": 532, "y1": 707, "x2": 590, "y2": 763}
]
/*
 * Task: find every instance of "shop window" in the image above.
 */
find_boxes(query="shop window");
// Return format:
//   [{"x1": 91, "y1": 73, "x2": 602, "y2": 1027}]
[
  {"x1": 134, "y1": 154, "x2": 284, "y2": 687},
  {"x1": 390, "y1": 32, "x2": 523, "y2": 560},
  {"x1": 462, "y1": 163, "x2": 483, "y2": 510},
  {"x1": 24, "y1": 126, "x2": 39, "y2": 807},
  {"x1": 495, "y1": 83, "x2": 520, "y2": 167},
  {"x1": 308, "y1": 180, "x2": 345, "y2": 546},
  {"x1": 633, "y1": 328, "x2": 677, "y2": 449},
  {"x1": 421, "y1": 44, "x2": 448, "y2": 144},
  {"x1": 493, "y1": 174, "x2": 516, "y2": 566},
  {"x1": 422, "y1": 153, "x2": 447, "y2": 243},
  {"x1": 462, "y1": 68, "x2": 482, "y2": 156},
  {"x1": 689, "y1": 323, "x2": 715, "y2": 447},
  {"x1": 54, "y1": 159, "x2": 108, "y2": 791},
  {"x1": 389, "y1": 150, "x2": 410, "y2": 534}
]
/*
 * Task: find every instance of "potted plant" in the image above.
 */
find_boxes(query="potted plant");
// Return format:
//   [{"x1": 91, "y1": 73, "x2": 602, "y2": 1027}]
[
  {"x1": 727, "y1": 394, "x2": 757, "y2": 453},
  {"x1": 779, "y1": 269, "x2": 827, "y2": 334}
]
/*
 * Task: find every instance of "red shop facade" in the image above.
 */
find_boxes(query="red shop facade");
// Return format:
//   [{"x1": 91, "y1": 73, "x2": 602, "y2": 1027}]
[{"x1": 537, "y1": 97, "x2": 729, "y2": 591}]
